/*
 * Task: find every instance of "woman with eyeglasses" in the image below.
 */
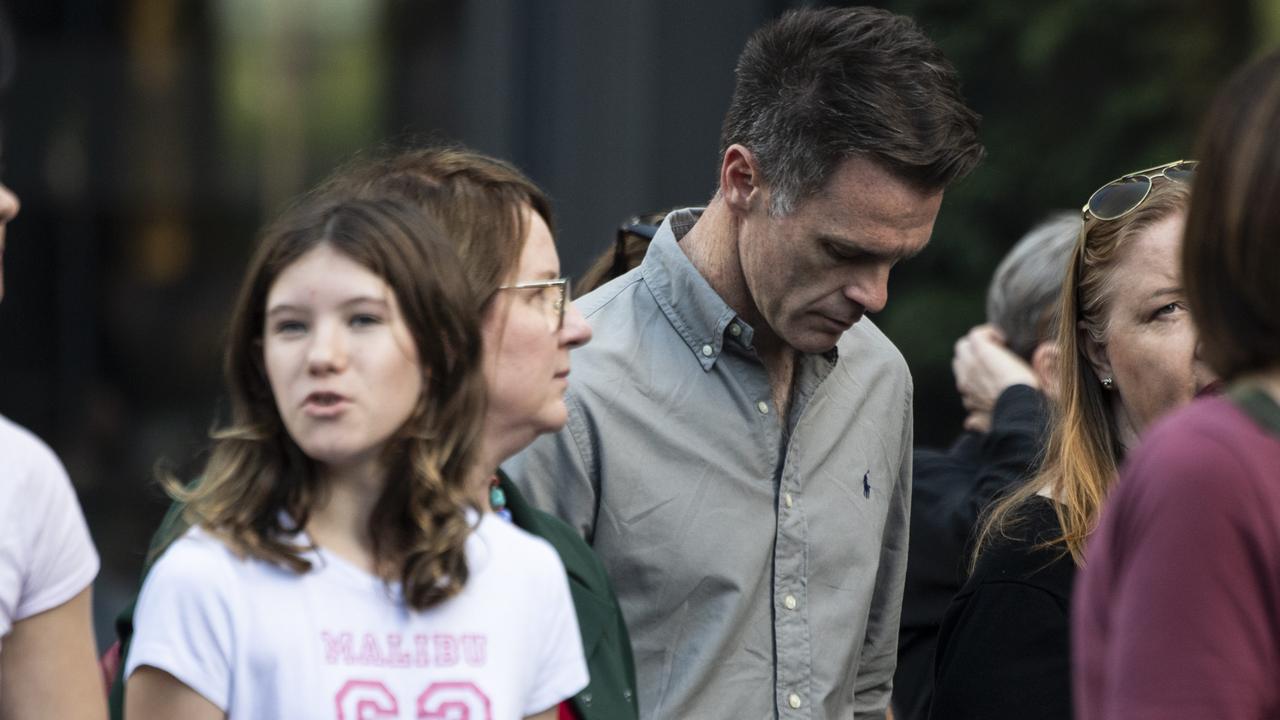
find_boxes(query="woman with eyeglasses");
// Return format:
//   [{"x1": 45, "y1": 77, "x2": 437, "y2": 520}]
[
  {"x1": 320, "y1": 147, "x2": 637, "y2": 720},
  {"x1": 119, "y1": 147, "x2": 637, "y2": 720},
  {"x1": 1074, "y1": 50, "x2": 1280, "y2": 720},
  {"x1": 928, "y1": 160, "x2": 1214, "y2": 720}
]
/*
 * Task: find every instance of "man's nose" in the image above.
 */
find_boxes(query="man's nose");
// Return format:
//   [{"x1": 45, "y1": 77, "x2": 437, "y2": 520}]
[{"x1": 844, "y1": 268, "x2": 890, "y2": 314}]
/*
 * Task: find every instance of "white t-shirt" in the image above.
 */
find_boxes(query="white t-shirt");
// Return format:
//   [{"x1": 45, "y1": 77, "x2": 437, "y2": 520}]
[
  {"x1": 0, "y1": 415, "x2": 100, "y2": 650},
  {"x1": 127, "y1": 513, "x2": 588, "y2": 719}
]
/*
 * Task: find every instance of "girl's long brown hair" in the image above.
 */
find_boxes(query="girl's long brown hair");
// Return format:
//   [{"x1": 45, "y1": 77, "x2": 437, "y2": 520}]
[
  {"x1": 973, "y1": 178, "x2": 1190, "y2": 567},
  {"x1": 169, "y1": 196, "x2": 488, "y2": 610}
]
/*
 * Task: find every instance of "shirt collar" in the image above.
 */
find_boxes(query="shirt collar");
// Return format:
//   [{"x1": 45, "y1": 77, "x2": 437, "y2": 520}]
[{"x1": 640, "y1": 208, "x2": 751, "y2": 370}]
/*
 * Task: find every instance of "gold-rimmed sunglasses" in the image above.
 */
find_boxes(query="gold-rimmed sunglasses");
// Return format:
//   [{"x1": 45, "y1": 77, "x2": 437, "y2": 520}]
[
  {"x1": 497, "y1": 277, "x2": 571, "y2": 332},
  {"x1": 1082, "y1": 160, "x2": 1197, "y2": 221}
]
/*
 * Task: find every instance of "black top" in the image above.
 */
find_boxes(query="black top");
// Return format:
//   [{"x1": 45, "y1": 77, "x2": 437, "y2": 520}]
[
  {"x1": 893, "y1": 385, "x2": 1048, "y2": 720},
  {"x1": 929, "y1": 495, "x2": 1076, "y2": 720}
]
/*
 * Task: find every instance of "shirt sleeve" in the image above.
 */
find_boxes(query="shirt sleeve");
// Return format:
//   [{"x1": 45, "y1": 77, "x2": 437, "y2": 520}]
[
  {"x1": 523, "y1": 544, "x2": 589, "y2": 715},
  {"x1": 854, "y1": 392, "x2": 913, "y2": 719},
  {"x1": 931, "y1": 582, "x2": 1071, "y2": 720},
  {"x1": 13, "y1": 436, "x2": 99, "y2": 622},
  {"x1": 504, "y1": 391, "x2": 600, "y2": 542},
  {"x1": 125, "y1": 531, "x2": 239, "y2": 712},
  {"x1": 946, "y1": 385, "x2": 1048, "y2": 559},
  {"x1": 1087, "y1": 428, "x2": 1279, "y2": 719},
  {"x1": 976, "y1": 385, "x2": 1048, "y2": 484}
]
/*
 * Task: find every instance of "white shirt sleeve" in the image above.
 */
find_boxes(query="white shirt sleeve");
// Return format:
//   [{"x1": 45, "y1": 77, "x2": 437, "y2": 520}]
[
  {"x1": 522, "y1": 546, "x2": 589, "y2": 715},
  {"x1": 125, "y1": 529, "x2": 240, "y2": 712},
  {"x1": 0, "y1": 417, "x2": 99, "y2": 631}
]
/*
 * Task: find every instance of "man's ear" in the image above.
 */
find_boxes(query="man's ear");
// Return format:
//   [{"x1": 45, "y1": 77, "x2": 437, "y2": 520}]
[
  {"x1": 1078, "y1": 323, "x2": 1112, "y2": 385},
  {"x1": 719, "y1": 144, "x2": 763, "y2": 215},
  {"x1": 1031, "y1": 341, "x2": 1061, "y2": 401}
]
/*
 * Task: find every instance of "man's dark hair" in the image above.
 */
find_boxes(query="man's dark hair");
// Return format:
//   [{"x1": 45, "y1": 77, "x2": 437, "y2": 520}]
[{"x1": 719, "y1": 6, "x2": 984, "y2": 215}]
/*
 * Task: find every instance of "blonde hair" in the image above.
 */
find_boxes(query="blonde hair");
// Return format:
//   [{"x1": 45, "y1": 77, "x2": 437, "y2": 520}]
[{"x1": 973, "y1": 177, "x2": 1191, "y2": 567}]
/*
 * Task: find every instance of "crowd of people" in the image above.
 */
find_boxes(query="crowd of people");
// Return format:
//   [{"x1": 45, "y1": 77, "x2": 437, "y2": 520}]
[{"x1": 1, "y1": 5, "x2": 1279, "y2": 720}]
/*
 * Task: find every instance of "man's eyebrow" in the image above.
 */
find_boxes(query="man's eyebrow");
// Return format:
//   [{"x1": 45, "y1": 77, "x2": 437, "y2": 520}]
[{"x1": 820, "y1": 234, "x2": 922, "y2": 262}]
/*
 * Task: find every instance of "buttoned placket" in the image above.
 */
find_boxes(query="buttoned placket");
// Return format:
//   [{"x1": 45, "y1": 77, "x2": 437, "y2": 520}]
[
  {"x1": 774, "y1": 350, "x2": 836, "y2": 718},
  {"x1": 710, "y1": 318, "x2": 836, "y2": 718}
]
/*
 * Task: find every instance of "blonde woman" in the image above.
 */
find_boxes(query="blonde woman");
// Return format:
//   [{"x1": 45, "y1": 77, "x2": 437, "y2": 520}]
[
  {"x1": 1075, "y1": 49, "x2": 1280, "y2": 720},
  {"x1": 929, "y1": 164, "x2": 1216, "y2": 720}
]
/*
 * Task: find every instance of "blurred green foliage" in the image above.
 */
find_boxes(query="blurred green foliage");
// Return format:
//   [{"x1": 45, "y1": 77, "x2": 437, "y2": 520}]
[{"x1": 866, "y1": 0, "x2": 1262, "y2": 444}]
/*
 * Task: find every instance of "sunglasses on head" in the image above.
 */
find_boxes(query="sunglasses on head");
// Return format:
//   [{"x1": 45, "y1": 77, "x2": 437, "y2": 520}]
[
  {"x1": 611, "y1": 214, "x2": 663, "y2": 279},
  {"x1": 1082, "y1": 160, "x2": 1197, "y2": 222}
]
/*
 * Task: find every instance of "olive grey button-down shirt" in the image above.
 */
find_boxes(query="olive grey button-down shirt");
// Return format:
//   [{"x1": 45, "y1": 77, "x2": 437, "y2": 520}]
[{"x1": 506, "y1": 208, "x2": 912, "y2": 720}]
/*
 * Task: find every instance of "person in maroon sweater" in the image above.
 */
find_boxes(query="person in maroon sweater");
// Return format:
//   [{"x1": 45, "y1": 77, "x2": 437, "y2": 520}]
[{"x1": 1074, "y1": 48, "x2": 1280, "y2": 720}]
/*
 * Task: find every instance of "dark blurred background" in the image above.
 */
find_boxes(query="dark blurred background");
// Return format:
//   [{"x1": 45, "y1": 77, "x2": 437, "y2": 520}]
[{"x1": 0, "y1": 0, "x2": 1273, "y2": 648}]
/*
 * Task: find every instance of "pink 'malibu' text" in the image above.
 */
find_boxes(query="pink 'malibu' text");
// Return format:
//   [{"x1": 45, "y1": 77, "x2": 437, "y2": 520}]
[{"x1": 322, "y1": 631, "x2": 488, "y2": 668}]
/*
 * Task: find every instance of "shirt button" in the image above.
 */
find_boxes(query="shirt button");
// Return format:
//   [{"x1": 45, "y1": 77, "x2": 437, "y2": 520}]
[
  {"x1": 789, "y1": 693, "x2": 802, "y2": 709},
  {"x1": 729, "y1": 323, "x2": 742, "y2": 337},
  {"x1": 784, "y1": 594, "x2": 798, "y2": 610},
  {"x1": 701, "y1": 344, "x2": 713, "y2": 357},
  {"x1": 785, "y1": 492, "x2": 793, "y2": 508},
  {"x1": 757, "y1": 401, "x2": 769, "y2": 414}
]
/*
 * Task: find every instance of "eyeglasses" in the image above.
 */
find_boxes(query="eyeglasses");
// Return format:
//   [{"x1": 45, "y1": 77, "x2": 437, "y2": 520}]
[
  {"x1": 497, "y1": 277, "x2": 570, "y2": 332},
  {"x1": 1082, "y1": 160, "x2": 1197, "y2": 221}
]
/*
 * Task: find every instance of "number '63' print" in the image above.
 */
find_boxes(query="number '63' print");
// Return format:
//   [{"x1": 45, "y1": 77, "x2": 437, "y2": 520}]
[{"x1": 336, "y1": 679, "x2": 491, "y2": 719}]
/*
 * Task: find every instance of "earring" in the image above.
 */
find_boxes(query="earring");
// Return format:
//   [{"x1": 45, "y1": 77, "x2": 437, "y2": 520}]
[{"x1": 1101, "y1": 376, "x2": 1115, "y2": 390}]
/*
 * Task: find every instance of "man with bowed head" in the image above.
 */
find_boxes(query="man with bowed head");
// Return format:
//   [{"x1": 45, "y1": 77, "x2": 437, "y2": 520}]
[{"x1": 508, "y1": 6, "x2": 983, "y2": 719}]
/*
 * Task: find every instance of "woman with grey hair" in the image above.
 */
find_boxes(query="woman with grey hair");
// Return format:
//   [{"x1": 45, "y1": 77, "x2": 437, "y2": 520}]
[{"x1": 954, "y1": 211, "x2": 1081, "y2": 431}]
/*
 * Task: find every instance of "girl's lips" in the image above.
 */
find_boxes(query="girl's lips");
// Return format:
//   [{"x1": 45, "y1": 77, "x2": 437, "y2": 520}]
[{"x1": 302, "y1": 391, "x2": 352, "y2": 417}]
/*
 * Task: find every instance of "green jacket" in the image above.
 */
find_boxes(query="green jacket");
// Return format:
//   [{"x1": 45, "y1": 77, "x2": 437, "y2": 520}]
[
  {"x1": 109, "y1": 473, "x2": 638, "y2": 720},
  {"x1": 499, "y1": 472, "x2": 639, "y2": 719}
]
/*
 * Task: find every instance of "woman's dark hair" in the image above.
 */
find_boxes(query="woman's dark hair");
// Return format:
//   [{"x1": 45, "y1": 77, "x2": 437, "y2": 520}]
[
  {"x1": 576, "y1": 211, "x2": 667, "y2": 296},
  {"x1": 1183, "y1": 48, "x2": 1280, "y2": 380}
]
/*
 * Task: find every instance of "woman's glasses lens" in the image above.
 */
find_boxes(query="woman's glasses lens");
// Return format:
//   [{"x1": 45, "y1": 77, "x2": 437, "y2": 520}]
[
  {"x1": 1162, "y1": 161, "x2": 1198, "y2": 182},
  {"x1": 541, "y1": 279, "x2": 570, "y2": 332},
  {"x1": 1085, "y1": 161, "x2": 1198, "y2": 221},
  {"x1": 1087, "y1": 177, "x2": 1152, "y2": 221}
]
